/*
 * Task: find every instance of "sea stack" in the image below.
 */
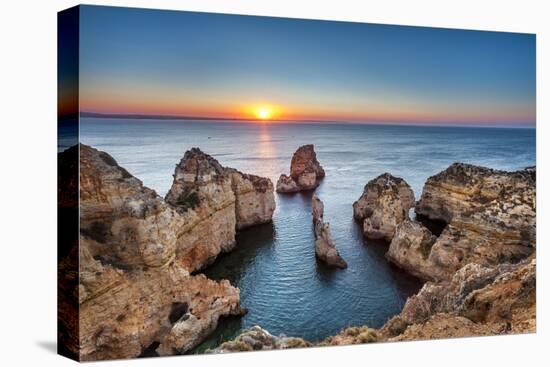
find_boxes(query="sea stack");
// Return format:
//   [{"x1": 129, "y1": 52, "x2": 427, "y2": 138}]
[
  {"x1": 276, "y1": 144, "x2": 325, "y2": 193},
  {"x1": 352, "y1": 173, "x2": 415, "y2": 242},
  {"x1": 312, "y1": 194, "x2": 347, "y2": 269}
]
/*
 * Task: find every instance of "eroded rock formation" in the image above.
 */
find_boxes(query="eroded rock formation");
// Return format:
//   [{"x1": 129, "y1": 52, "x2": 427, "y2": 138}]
[
  {"x1": 64, "y1": 147, "x2": 536, "y2": 357},
  {"x1": 385, "y1": 220, "x2": 440, "y2": 281},
  {"x1": 353, "y1": 173, "x2": 415, "y2": 242},
  {"x1": 163, "y1": 147, "x2": 275, "y2": 271},
  {"x1": 388, "y1": 163, "x2": 536, "y2": 281},
  {"x1": 325, "y1": 257, "x2": 535, "y2": 344},
  {"x1": 210, "y1": 326, "x2": 311, "y2": 353},
  {"x1": 218, "y1": 162, "x2": 536, "y2": 351},
  {"x1": 78, "y1": 237, "x2": 243, "y2": 360},
  {"x1": 221, "y1": 258, "x2": 535, "y2": 349},
  {"x1": 276, "y1": 144, "x2": 325, "y2": 193},
  {"x1": 416, "y1": 163, "x2": 535, "y2": 223},
  {"x1": 60, "y1": 144, "x2": 275, "y2": 360},
  {"x1": 312, "y1": 195, "x2": 347, "y2": 269},
  {"x1": 80, "y1": 144, "x2": 184, "y2": 269}
]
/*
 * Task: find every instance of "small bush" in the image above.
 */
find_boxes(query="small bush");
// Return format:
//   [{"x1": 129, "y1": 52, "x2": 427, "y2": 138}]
[
  {"x1": 234, "y1": 341, "x2": 254, "y2": 352},
  {"x1": 175, "y1": 189, "x2": 200, "y2": 211},
  {"x1": 357, "y1": 329, "x2": 378, "y2": 344},
  {"x1": 285, "y1": 338, "x2": 310, "y2": 349},
  {"x1": 344, "y1": 327, "x2": 361, "y2": 337},
  {"x1": 419, "y1": 237, "x2": 435, "y2": 259}
]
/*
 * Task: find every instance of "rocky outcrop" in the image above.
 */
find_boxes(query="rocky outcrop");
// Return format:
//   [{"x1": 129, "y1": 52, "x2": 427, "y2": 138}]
[
  {"x1": 228, "y1": 169, "x2": 276, "y2": 230},
  {"x1": 218, "y1": 258, "x2": 535, "y2": 350},
  {"x1": 380, "y1": 258, "x2": 536, "y2": 340},
  {"x1": 276, "y1": 144, "x2": 325, "y2": 193},
  {"x1": 312, "y1": 195, "x2": 347, "y2": 269},
  {"x1": 416, "y1": 163, "x2": 535, "y2": 224},
  {"x1": 211, "y1": 162, "x2": 536, "y2": 353},
  {"x1": 324, "y1": 257, "x2": 535, "y2": 345},
  {"x1": 164, "y1": 148, "x2": 275, "y2": 271},
  {"x1": 385, "y1": 220, "x2": 440, "y2": 281},
  {"x1": 275, "y1": 174, "x2": 299, "y2": 193},
  {"x1": 352, "y1": 173, "x2": 415, "y2": 242},
  {"x1": 388, "y1": 164, "x2": 536, "y2": 281},
  {"x1": 210, "y1": 326, "x2": 311, "y2": 353},
  {"x1": 79, "y1": 144, "x2": 184, "y2": 269},
  {"x1": 78, "y1": 237, "x2": 243, "y2": 360},
  {"x1": 66, "y1": 144, "x2": 274, "y2": 360}
]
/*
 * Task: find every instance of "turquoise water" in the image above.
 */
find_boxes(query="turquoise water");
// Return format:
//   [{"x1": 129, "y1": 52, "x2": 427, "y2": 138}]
[{"x1": 80, "y1": 118, "x2": 536, "y2": 349}]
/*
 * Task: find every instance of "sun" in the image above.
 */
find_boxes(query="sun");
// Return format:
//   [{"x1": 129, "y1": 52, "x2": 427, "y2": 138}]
[{"x1": 255, "y1": 107, "x2": 273, "y2": 120}]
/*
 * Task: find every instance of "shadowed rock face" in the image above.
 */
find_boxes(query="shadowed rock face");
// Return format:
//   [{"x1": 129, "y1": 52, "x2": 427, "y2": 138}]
[
  {"x1": 62, "y1": 144, "x2": 275, "y2": 360},
  {"x1": 312, "y1": 195, "x2": 347, "y2": 269},
  {"x1": 388, "y1": 163, "x2": 536, "y2": 282},
  {"x1": 80, "y1": 144, "x2": 183, "y2": 269},
  {"x1": 276, "y1": 144, "x2": 325, "y2": 193},
  {"x1": 352, "y1": 173, "x2": 415, "y2": 242}
]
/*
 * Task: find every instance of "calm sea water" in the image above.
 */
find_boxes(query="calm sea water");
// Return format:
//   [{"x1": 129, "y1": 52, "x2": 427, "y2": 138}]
[{"x1": 80, "y1": 118, "x2": 536, "y2": 350}]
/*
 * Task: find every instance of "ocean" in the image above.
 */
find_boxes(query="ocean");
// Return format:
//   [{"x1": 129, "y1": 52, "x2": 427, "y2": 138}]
[{"x1": 79, "y1": 118, "x2": 536, "y2": 350}]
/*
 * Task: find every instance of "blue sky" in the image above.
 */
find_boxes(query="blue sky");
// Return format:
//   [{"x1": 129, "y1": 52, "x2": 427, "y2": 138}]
[{"x1": 77, "y1": 5, "x2": 536, "y2": 126}]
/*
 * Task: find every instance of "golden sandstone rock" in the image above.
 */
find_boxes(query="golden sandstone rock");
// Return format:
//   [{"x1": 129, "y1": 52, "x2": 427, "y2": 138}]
[
  {"x1": 388, "y1": 163, "x2": 535, "y2": 281},
  {"x1": 353, "y1": 173, "x2": 415, "y2": 242},
  {"x1": 312, "y1": 194, "x2": 347, "y2": 269},
  {"x1": 219, "y1": 163, "x2": 536, "y2": 351},
  {"x1": 59, "y1": 144, "x2": 274, "y2": 360},
  {"x1": 60, "y1": 146, "x2": 536, "y2": 358},
  {"x1": 276, "y1": 144, "x2": 325, "y2": 193}
]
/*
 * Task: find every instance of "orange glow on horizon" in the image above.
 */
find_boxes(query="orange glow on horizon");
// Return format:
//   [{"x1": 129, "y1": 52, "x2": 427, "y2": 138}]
[
  {"x1": 241, "y1": 104, "x2": 282, "y2": 121},
  {"x1": 80, "y1": 91, "x2": 535, "y2": 126}
]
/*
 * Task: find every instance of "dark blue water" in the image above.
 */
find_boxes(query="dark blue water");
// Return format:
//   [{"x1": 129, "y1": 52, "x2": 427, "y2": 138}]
[{"x1": 80, "y1": 118, "x2": 536, "y2": 349}]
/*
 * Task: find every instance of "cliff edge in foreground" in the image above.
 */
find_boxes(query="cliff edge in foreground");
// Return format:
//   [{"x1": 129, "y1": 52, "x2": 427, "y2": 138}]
[{"x1": 59, "y1": 144, "x2": 275, "y2": 360}]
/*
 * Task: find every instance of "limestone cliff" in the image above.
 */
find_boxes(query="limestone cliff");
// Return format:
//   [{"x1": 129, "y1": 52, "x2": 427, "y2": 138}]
[
  {"x1": 385, "y1": 220, "x2": 440, "y2": 281},
  {"x1": 164, "y1": 148, "x2": 275, "y2": 271},
  {"x1": 353, "y1": 173, "x2": 415, "y2": 242},
  {"x1": 312, "y1": 194, "x2": 347, "y2": 269},
  {"x1": 78, "y1": 237, "x2": 242, "y2": 360},
  {"x1": 379, "y1": 257, "x2": 536, "y2": 341},
  {"x1": 60, "y1": 144, "x2": 275, "y2": 360},
  {"x1": 276, "y1": 144, "x2": 325, "y2": 193},
  {"x1": 416, "y1": 163, "x2": 535, "y2": 224},
  {"x1": 388, "y1": 164, "x2": 535, "y2": 281},
  {"x1": 216, "y1": 163, "x2": 536, "y2": 352},
  {"x1": 219, "y1": 256, "x2": 535, "y2": 350},
  {"x1": 80, "y1": 144, "x2": 184, "y2": 269}
]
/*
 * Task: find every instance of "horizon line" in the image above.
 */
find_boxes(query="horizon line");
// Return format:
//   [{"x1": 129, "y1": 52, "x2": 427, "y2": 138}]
[{"x1": 75, "y1": 111, "x2": 536, "y2": 129}]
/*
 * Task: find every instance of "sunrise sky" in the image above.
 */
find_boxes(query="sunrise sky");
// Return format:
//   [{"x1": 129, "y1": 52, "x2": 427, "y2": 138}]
[{"x1": 73, "y1": 5, "x2": 536, "y2": 127}]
